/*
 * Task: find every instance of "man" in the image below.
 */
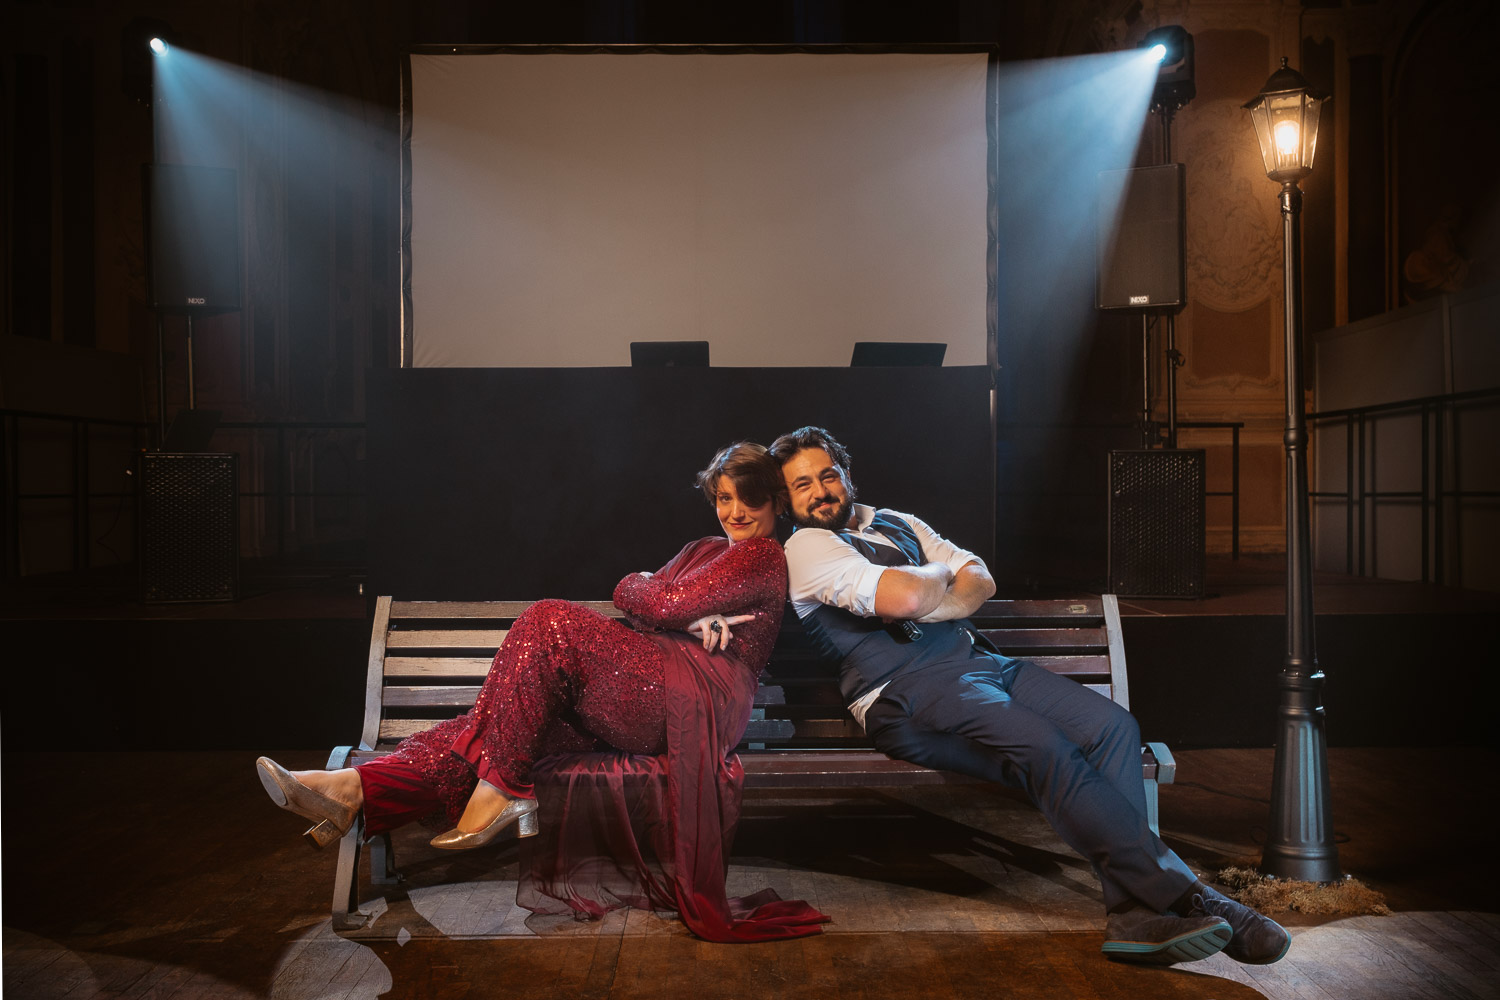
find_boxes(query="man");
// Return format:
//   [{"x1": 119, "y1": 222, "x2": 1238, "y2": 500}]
[{"x1": 769, "y1": 426, "x2": 1290, "y2": 966}]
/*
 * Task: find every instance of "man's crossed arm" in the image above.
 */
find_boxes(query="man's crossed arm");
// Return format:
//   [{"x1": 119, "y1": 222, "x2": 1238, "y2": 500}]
[{"x1": 873, "y1": 559, "x2": 995, "y2": 623}]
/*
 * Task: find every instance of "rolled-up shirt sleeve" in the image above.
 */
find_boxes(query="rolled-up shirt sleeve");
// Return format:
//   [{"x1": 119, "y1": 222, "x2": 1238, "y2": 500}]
[
  {"x1": 784, "y1": 528, "x2": 887, "y2": 619},
  {"x1": 898, "y1": 510, "x2": 985, "y2": 578}
]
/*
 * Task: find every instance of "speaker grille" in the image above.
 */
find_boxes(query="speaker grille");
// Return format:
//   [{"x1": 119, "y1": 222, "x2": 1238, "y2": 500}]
[
  {"x1": 1108, "y1": 449, "x2": 1204, "y2": 598},
  {"x1": 139, "y1": 453, "x2": 239, "y2": 603}
]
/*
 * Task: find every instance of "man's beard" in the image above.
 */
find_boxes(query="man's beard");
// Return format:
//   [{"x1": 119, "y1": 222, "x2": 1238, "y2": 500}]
[{"x1": 792, "y1": 489, "x2": 855, "y2": 530}]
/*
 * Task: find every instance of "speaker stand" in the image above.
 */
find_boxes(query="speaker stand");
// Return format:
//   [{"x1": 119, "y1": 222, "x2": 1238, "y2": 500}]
[
  {"x1": 1139, "y1": 315, "x2": 1156, "y2": 449},
  {"x1": 1146, "y1": 101, "x2": 1186, "y2": 450},
  {"x1": 1165, "y1": 314, "x2": 1181, "y2": 448},
  {"x1": 153, "y1": 312, "x2": 204, "y2": 451},
  {"x1": 185, "y1": 312, "x2": 197, "y2": 410},
  {"x1": 155, "y1": 315, "x2": 168, "y2": 447}
]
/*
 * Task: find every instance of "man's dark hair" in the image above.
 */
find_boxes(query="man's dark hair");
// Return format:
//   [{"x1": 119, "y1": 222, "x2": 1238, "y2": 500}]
[
  {"x1": 694, "y1": 441, "x2": 787, "y2": 510},
  {"x1": 767, "y1": 426, "x2": 852, "y2": 474}
]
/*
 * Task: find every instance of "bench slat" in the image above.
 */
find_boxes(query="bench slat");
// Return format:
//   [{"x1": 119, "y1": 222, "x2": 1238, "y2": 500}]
[
  {"x1": 739, "y1": 746, "x2": 1158, "y2": 788},
  {"x1": 1030, "y1": 655, "x2": 1112, "y2": 680},
  {"x1": 976, "y1": 598, "x2": 1102, "y2": 617},
  {"x1": 742, "y1": 719, "x2": 797, "y2": 740},
  {"x1": 380, "y1": 685, "x2": 791, "y2": 712},
  {"x1": 981, "y1": 627, "x2": 1108, "y2": 649},
  {"x1": 385, "y1": 656, "x2": 495, "y2": 677},
  {"x1": 384, "y1": 685, "x2": 481, "y2": 707},
  {"x1": 387, "y1": 630, "x2": 509, "y2": 649},
  {"x1": 391, "y1": 600, "x2": 621, "y2": 619},
  {"x1": 755, "y1": 686, "x2": 785, "y2": 706},
  {"x1": 381, "y1": 718, "x2": 461, "y2": 742}
]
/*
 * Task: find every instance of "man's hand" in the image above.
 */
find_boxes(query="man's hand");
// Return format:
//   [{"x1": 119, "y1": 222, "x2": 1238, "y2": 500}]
[{"x1": 915, "y1": 561, "x2": 996, "y2": 623}]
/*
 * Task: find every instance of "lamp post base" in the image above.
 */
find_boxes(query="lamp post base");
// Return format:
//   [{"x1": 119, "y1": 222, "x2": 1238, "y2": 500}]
[{"x1": 1261, "y1": 670, "x2": 1342, "y2": 883}]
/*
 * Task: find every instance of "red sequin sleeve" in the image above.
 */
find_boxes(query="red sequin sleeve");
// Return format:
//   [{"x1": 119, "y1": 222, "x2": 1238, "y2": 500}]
[{"x1": 613, "y1": 537, "x2": 787, "y2": 668}]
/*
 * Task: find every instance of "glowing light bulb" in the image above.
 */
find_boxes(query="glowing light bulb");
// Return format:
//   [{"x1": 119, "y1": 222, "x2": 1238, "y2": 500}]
[
  {"x1": 1274, "y1": 119, "x2": 1300, "y2": 157},
  {"x1": 149, "y1": 37, "x2": 168, "y2": 56},
  {"x1": 1149, "y1": 43, "x2": 1167, "y2": 63}
]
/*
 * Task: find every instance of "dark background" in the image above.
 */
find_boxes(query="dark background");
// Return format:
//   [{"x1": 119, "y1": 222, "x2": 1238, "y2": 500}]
[{"x1": 368, "y1": 366, "x2": 996, "y2": 601}]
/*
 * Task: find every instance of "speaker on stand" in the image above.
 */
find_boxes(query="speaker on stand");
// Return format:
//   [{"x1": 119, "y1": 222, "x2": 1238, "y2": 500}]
[
  {"x1": 1097, "y1": 163, "x2": 1186, "y2": 451},
  {"x1": 143, "y1": 163, "x2": 240, "y2": 428},
  {"x1": 139, "y1": 164, "x2": 242, "y2": 603}
]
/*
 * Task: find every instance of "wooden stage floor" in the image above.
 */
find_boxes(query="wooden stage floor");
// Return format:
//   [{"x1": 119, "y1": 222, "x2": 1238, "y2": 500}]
[{"x1": 4, "y1": 746, "x2": 1497, "y2": 1000}]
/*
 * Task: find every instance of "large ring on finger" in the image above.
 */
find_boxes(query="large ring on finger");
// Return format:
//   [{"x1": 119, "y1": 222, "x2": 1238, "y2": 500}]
[{"x1": 709, "y1": 620, "x2": 723, "y2": 633}]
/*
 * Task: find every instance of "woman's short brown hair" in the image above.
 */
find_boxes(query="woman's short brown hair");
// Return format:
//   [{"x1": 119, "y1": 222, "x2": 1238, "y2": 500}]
[{"x1": 695, "y1": 441, "x2": 786, "y2": 511}]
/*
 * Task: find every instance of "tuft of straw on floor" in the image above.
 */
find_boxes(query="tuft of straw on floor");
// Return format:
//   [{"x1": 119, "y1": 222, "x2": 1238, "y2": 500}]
[{"x1": 1214, "y1": 866, "x2": 1391, "y2": 916}]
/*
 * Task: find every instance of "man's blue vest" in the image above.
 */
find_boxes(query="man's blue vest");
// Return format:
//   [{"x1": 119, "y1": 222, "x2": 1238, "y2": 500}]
[{"x1": 799, "y1": 512, "x2": 1013, "y2": 704}]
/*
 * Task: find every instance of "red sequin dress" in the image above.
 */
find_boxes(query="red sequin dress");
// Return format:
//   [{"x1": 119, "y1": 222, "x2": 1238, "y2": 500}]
[{"x1": 356, "y1": 535, "x2": 827, "y2": 941}]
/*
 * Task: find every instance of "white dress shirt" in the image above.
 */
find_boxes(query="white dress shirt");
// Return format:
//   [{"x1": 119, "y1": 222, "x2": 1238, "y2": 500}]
[{"x1": 783, "y1": 503, "x2": 984, "y2": 727}]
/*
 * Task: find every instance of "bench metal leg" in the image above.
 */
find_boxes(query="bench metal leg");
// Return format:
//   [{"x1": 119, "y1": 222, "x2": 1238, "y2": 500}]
[
  {"x1": 331, "y1": 824, "x2": 397, "y2": 929},
  {"x1": 369, "y1": 832, "x2": 399, "y2": 885},
  {"x1": 331, "y1": 816, "x2": 369, "y2": 931},
  {"x1": 323, "y1": 744, "x2": 392, "y2": 930}
]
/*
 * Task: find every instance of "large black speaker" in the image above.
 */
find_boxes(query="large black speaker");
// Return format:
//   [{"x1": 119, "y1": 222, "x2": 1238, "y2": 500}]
[
  {"x1": 1097, "y1": 164, "x2": 1185, "y2": 311},
  {"x1": 1108, "y1": 448, "x2": 1204, "y2": 598},
  {"x1": 139, "y1": 453, "x2": 239, "y2": 603},
  {"x1": 144, "y1": 164, "x2": 241, "y2": 311}
]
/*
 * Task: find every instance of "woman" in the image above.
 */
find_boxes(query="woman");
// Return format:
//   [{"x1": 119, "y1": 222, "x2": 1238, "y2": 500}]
[{"x1": 256, "y1": 442, "x2": 826, "y2": 941}]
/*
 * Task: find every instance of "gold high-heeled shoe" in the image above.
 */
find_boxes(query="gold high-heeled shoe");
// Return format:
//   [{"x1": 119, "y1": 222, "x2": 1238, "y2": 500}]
[
  {"x1": 429, "y1": 797, "x2": 539, "y2": 850},
  {"x1": 256, "y1": 757, "x2": 359, "y2": 849}
]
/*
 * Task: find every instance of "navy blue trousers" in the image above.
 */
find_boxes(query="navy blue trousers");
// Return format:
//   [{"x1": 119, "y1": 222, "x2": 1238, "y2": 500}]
[{"x1": 863, "y1": 656, "x2": 1196, "y2": 913}]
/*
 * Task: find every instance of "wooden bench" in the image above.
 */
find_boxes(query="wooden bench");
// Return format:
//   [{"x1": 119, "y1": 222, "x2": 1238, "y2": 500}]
[{"x1": 325, "y1": 594, "x2": 1174, "y2": 929}]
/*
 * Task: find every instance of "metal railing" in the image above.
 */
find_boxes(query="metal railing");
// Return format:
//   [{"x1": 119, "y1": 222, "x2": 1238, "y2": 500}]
[
  {"x1": 1309, "y1": 387, "x2": 1499, "y2": 584},
  {"x1": 217, "y1": 420, "x2": 366, "y2": 564},
  {"x1": 2, "y1": 409, "x2": 154, "y2": 577},
  {"x1": 1, "y1": 408, "x2": 367, "y2": 578},
  {"x1": 1176, "y1": 420, "x2": 1243, "y2": 559}
]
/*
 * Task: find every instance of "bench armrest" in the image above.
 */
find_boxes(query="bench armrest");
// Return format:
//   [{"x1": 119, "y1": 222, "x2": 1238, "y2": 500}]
[{"x1": 1145, "y1": 741, "x2": 1175, "y2": 785}]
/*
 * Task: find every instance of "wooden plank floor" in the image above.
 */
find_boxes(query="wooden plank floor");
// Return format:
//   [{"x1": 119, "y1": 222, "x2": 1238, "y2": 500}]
[{"x1": 4, "y1": 747, "x2": 1497, "y2": 999}]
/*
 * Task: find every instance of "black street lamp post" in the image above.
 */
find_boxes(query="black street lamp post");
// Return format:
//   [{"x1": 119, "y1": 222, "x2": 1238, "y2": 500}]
[{"x1": 1243, "y1": 58, "x2": 1342, "y2": 883}]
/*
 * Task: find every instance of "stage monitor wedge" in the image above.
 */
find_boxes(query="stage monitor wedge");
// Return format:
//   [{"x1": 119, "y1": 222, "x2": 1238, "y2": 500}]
[
  {"x1": 850, "y1": 342, "x2": 946, "y2": 367},
  {"x1": 145, "y1": 164, "x2": 241, "y2": 312},
  {"x1": 630, "y1": 341, "x2": 709, "y2": 367},
  {"x1": 1097, "y1": 164, "x2": 1185, "y2": 312}
]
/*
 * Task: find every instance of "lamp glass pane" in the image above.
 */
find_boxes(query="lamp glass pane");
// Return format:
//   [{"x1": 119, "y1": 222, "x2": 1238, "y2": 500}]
[
  {"x1": 1302, "y1": 98, "x2": 1324, "y2": 171},
  {"x1": 1247, "y1": 104, "x2": 1278, "y2": 176},
  {"x1": 1268, "y1": 92, "x2": 1304, "y2": 174}
]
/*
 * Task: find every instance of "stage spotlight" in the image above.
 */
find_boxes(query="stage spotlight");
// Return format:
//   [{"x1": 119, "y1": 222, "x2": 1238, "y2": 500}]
[
  {"x1": 121, "y1": 16, "x2": 175, "y2": 104},
  {"x1": 1140, "y1": 25, "x2": 1195, "y2": 111}
]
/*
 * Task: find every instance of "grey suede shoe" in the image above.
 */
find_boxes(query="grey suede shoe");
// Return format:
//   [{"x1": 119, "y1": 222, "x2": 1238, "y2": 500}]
[
  {"x1": 1186, "y1": 887, "x2": 1293, "y2": 965},
  {"x1": 256, "y1": 756, "x2": 358, "y2": 848},
  {"x1": 1102, "y1": 910, "x2": 1232, "y2": 964}
]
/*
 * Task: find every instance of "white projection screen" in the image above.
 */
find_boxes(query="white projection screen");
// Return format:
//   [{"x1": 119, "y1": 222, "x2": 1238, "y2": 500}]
[{"x1": 402, "y1": 47, "x2": 996, "y2": 368}]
